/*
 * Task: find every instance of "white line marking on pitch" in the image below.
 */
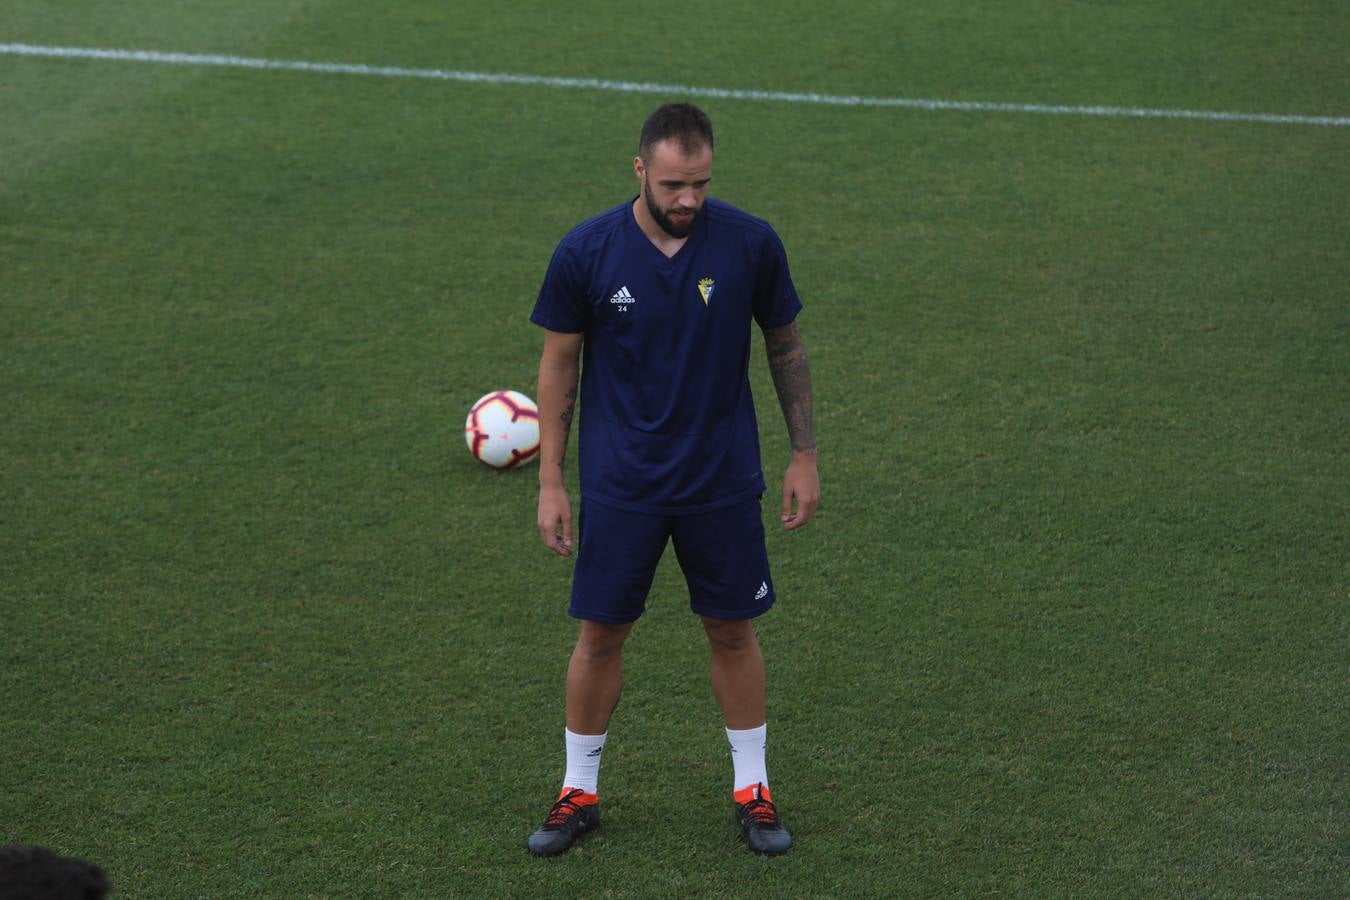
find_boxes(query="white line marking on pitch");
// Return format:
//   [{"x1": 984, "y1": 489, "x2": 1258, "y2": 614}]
[{"x1": 2, "y1": 42, "x2": 1347, "y2": 128}]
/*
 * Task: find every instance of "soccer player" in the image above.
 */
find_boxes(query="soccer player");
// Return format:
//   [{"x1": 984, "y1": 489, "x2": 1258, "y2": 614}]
[{"x1": 527, "y1": 102, "x2": 819, "y2": 857}]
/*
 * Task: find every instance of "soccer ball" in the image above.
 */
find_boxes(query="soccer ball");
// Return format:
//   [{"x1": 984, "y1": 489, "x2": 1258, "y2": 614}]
[{"x1": 464, "y1": 390, "x2": 541, "y2": 469}]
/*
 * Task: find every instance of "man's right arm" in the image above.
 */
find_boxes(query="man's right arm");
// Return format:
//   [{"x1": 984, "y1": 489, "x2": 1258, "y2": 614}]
[{"x1": 536, "y1": 329, "x2": 584, "y2": 556}]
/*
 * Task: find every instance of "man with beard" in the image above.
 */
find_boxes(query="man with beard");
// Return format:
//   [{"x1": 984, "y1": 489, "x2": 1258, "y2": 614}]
[{"x1": 526, "y1": 102, "x2": 818, "y2": 857}]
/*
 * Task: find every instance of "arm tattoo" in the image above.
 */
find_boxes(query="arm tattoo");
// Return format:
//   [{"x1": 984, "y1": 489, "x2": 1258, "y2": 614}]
[
  {"x1": 764, "y1": 322, "x2": 816, "y2": 453},
  {"x1": 558, "y1": 385, "x2": 578, "y2": 467}
]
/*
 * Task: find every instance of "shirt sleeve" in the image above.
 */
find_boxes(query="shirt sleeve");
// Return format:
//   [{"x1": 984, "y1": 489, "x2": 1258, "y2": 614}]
[
  {"x1": 530, "y1": 241, "x2": 590, "y2": 333},
  {"x1": 751, "y1": 226, "x2": 803, "y2": 329}
]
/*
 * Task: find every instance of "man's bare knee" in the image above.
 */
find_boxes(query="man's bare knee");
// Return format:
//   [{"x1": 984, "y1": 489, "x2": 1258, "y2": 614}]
[
  {"x1": 575, "y1": 620, "x2": 634, "y2": 660},
  {"x1": 701, "y1": 616, "x2": 758, "y2": 653}
]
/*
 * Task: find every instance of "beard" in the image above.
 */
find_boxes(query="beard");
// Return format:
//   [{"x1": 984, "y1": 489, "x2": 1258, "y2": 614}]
[{"x1": 643, "y1": 177, "x2": 699, "y2": 239}]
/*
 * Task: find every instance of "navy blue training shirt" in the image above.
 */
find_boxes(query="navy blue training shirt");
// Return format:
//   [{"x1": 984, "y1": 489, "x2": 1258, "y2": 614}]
[{"x1": 531, "y1": 196, "x2": 803, "y2": 515}]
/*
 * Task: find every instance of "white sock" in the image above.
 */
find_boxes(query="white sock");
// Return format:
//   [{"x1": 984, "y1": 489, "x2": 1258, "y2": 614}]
[
  {"x1": 726, "y1": 723, "x2": 769, "y2": 792},
  {"x1": 562, "y1": 728, "x2": 607, "y2": 795}
]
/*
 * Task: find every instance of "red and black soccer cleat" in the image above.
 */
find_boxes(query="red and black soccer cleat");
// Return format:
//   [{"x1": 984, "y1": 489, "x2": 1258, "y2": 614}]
[
  {"x1": 526, "y1": 788, "x2": 600, "y2": 857},
  {"x1": 733, "y1": 783, "x2": 792, "y2": 855}
]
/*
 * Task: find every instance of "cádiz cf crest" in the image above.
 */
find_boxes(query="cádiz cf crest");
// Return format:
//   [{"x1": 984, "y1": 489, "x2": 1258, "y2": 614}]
[{"x1": 697, "y1": 277, "x2": 716, "y2": 305}]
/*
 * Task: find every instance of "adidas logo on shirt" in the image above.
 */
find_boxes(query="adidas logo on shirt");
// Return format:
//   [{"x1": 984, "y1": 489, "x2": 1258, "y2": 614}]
[
  {"x1": 755, "y1": 581, "x2": 769, "y2": 600},
  {"x1": 609, "y1": 285, "x2": 636, "y2": 309}
]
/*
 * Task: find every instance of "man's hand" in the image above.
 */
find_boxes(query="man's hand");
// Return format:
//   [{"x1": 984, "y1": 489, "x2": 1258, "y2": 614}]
[
  {"x1": 538, "y1": 483, "x2": 574, "y2": 556},
  {"x1": 780, "y1": 449, "x2": 819, "y2": 530}
]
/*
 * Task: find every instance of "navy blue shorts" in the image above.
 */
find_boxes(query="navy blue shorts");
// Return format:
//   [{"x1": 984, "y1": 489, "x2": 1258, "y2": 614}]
[{"x1": 570, "y1": 495, "x2": 775, "y2": 623}]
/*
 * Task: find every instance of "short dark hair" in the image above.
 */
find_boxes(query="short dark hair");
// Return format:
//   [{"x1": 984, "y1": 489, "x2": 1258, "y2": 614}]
[
  {"x1": 638, "y1": 103, "x2": 714, "y2": 161},
  {"x1": 0, "y1": 844, "x2": 112, "y2": 900}
]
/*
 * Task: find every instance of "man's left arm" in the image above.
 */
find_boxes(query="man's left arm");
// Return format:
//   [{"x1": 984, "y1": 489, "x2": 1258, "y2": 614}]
[{"x1": 762, "y1": 320, "x2": 819, "y2": 530}]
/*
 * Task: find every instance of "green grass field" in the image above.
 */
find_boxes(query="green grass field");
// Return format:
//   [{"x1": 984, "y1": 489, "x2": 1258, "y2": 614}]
[{"x1": 2, "y1": 2, "x2": 1347, "y2": 896}]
